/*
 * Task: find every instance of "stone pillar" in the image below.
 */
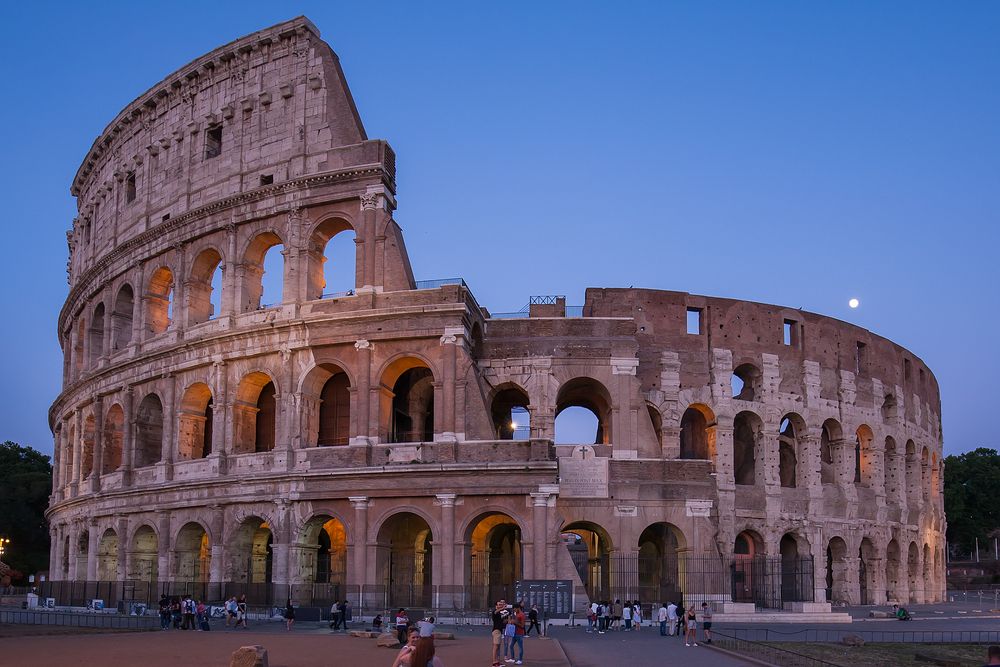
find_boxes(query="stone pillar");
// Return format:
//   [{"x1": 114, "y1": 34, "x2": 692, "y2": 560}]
[
  {"x1": 116, "y1": 516, "x2": 128, "y2": 581},
  {"x1": 353, "y1": 340, "x2": 373, "y2": 444},
  {"x1": 170, "y1": 244, "x2": 187, "y2": 332},
  {"x1": 86, "y1": 520, "x2": 100, "y2": 581},
  {"x1": 91, "y1": 397, "x2": 104, "y2": 488},
  {"x1": 811, "y1": 537, "x2": 828, "y2": 602},
  {"x1": 349, "y1": 497, "x2": 370, "y2": 599},
  {"x1": 438, "y1": 329, "x2": 462, "y2": 441},
  {"x1": 760, "y1": 427, "x2": 780, "y2": 488},
  {"x1": 157, "y1": 512, "x2": 172, "y2": 582},
  {"x1": 66, "y1": 522, "x2": 80, "y2": 582},
  {"x1": 359, "y1": 193, "x2": 379, "y2": 289},
  {"x1": 52, "y1": 426, "x2": 62, "y2": 497},
  {"x1": 159, "y1": 375, "x2": 175, "y2": 480},
  {"x1": 49, "y1": 525, "x2": 61, "y2": 579},
  {"x1": 531, "y1": 492, "x2": 549, "y2": 579},
  {"x1": 70, "y1": 409, "x2": 82, "y2": 494},
  {"x1": 435, "y1": 494, "x2": 457, "y2": 586},
  {"x1": 121, "y1": 386, "x2": 134, "y2": 486},
  {"x1": 221, "y1": 222, "x2": 238, "y2": 318},
  {"x1": 101, "y1": 297, "x2": 113, "y2": 365},
  {"x1": 271, "y1": 501, "x2": 291, "y2": 590}
]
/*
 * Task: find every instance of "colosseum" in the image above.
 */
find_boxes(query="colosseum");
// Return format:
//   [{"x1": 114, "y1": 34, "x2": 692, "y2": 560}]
[{"x1": 46, "y1": 16, "x2": 946, "y2": 618}]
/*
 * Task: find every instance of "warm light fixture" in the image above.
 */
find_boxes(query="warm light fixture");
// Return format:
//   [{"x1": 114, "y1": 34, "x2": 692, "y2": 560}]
[{"x1": 510, "y1": 422, "x2": 518, "y2": 429}]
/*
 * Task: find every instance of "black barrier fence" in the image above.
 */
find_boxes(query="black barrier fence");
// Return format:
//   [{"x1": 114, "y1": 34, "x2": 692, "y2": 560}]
[{"x1": 726, "y1": 628, "x2": 1000, "y2": 644}]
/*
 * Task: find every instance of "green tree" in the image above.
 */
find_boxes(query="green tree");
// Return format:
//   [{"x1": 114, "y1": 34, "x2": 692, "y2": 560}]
[
  {"x1": 944, "y1": 448, "x2": 1000, "y2": 557},
  {"x1": 0, "y1": 441, "x2": 52, "y2": 582}
]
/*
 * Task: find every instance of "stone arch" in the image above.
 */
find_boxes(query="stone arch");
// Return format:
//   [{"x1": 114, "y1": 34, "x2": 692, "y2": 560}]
[
  {"x1": 97, "y1": 528, "x2": 118, "y2": 581},
  {"x1": 301, "y1": 363, "x2": 352, "y2": 447},
  {"x1": 490, "y1": 382, "x2": 530, "y2": 440},
  {"x1": 859, "y1": 536, "x2": 878, "y2": 605},
  {"x1": 307, "y1": 216, "x2": 357, "y2": 300},
  {"x1": 174, "y1": 521, "x2": 211, "y2": 583},
  {"x1": 375, "y1": 511, "x2": 434, "y2": 608},
  {"x1": 637, "y1": 522, "x2": 686, "y2": 604},
  {"x1": 733, "y1": 411, "x2": 762, "y2": 485},
  {"x1": 186, "y1": 246, "x2": 224, "y2": 325},
  {"x1": 241, "y1": 230, "x2": 284, "y2": 311},
  {"x1": 466, "y1": 512, "x2": 523, "y2": 608},
  {"x1": 779, "y1": 532, "x2": 812, "y2": 603},
  {"x1": 178, "y1": 382, "x2": 213, "y2": 460},
  {"x1": 233, "y1": 371, "x2": 277, "y2": 454},
  {"x1": 680, "y1": 403, "x2": 716, "y2": 461},
  {"x1": 560, "y1": 520, "x2": 613, "y2": 603},
  {"x1": 146, "y1": 266, "x2": 174, "y2": 335},
  {"x1": 731, "y1": 362, "x2": 761, "y2": 401},
  {"x1": 227, "y1": 515, "x2": 272, "y2": 586},
  {"x1": 885, "y1": 538, "x2": 902, "y2": 602},
  {"x1": 825, "y1": 536, "x2": 850, "y2": 604},
  {"x1": 555, "y1": 377, "x2": 613, "y2": 445},
  {"x1": 733, "y1": 529, "x2": 766, "y2": 603},
  {"x1": 778, "y1": 413, "x2": 806, "y2": 488},
  {"x1": 88, "y1": 302, "x2": 105, "y2": 366},
  {"x1": 129, "y1": 524, "x2": 158, "y2": 582},
  {"x1": 907, "y1": 541, "x2": 921, "y2": 603},
  {"x1": 855, "y1": 424, "x2": 875, "y2": 486},
  {"x1": 134, "y1": 393, "x2": 164, "y2": 467},
  {"x1": 820, "y1": 419, "x2": 842, "y2": 485},
  {"x1": 102, "y1": 403, "x2": 124, "y2": 473},
  {"x1": 111, "y1": 283, "x2": 134, "y2": 351},
  {"x1": 81, "y1": 413, "x2": 96, "y2": 478},
  {"x1": 379, "y1": 356, "x2": 436, "y2": 444},
  {"x1": 295, "y1": 513, "x2": 348, "y2": 591}
]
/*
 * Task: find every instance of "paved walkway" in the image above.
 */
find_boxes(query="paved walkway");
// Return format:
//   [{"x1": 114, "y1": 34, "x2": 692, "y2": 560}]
[{"x1": 548, "y1": 625, "x2": 754, "y2": 666}]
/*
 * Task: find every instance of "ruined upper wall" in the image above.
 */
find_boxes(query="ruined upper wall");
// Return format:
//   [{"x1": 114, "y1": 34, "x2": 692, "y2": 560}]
[{"x1": 66, "y1": 17, "x2": 379, "y2": 283}]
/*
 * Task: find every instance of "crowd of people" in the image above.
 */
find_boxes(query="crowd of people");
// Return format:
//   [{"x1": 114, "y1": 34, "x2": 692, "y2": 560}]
[
  {"x1": 156, "y1": 593, "x2": 248, "y2": 631},
  {"x1": 392, "y1": 611, "x2": 444, "y2": 667},
  {"x1": 586, "y1": 599, "x2": 713, "y2": 646}
]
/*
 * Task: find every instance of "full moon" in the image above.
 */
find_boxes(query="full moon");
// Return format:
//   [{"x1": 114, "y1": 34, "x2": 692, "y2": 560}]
[{"x1": 849, "y1": 298, "x2": 860, "y2": 309}]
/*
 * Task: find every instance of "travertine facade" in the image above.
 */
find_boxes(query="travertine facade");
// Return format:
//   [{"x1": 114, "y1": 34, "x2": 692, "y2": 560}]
[{"x1": 47, "y1": 17, "x2": 945, "y2": 612}]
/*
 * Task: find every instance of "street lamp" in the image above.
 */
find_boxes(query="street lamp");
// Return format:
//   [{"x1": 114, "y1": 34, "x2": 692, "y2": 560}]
[{"x1": 0, "y1": 537, "x2": 10, "y2": 558}]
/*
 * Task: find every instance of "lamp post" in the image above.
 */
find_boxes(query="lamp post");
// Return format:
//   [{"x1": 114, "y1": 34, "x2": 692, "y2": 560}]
[{"x1": 0, "y1": 537, "x2": 10, "y2": 559}]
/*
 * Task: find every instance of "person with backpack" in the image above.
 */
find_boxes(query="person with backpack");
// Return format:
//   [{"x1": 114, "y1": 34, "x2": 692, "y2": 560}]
[
  {"x1": 224, "y1": 596, "x2": 238, "y2": 627},
  {"x1": 181, "y1": 595, "x2": 196, "y2": 630},
  {"x1": 158, "y1": 595, "x2": 170, "y2": 630},
  {"x1": 235, "y1": 594, "x2": 248, "y2": 629},
  {"x1": 526, "y1": 603, "x2": 541, "y2": 636},
  {"x1": 196, "y1": 599, "x2": 210, "y2": 631}
]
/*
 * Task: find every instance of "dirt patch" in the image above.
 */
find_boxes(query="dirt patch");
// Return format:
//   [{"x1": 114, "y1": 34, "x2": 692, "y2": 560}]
[
  {"x1": 763, "y1": 642, "x2": 991, "y2": 667},
  {"x1": 0, "y1": 624, "x2": 150, "y2": 638}
]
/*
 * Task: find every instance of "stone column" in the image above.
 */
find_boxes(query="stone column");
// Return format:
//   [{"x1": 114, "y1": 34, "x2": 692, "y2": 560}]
[
  {"x1": 435, "y1": 494, "x2": 457, "y2": 586},
  {"x1": 359, "y1": 193, "x2": 379, "y2": 289},
  {"x1": 221, "y1": 222, "x2": 238, "y2": 318},
  {"x1": 353, "y1": 340, "x2": 373, "y2": 445},
  {"x1": 91, "y1": 397, "x2": 104, "y2": 489},
  {"x1": 271, "y1": 501, "x2": 291, "y2": 591},
  {"x1": 349, "y1": 497, "x2": 370, "y2": 600},
  {"x1": 438, "y1": 329, "x2": 462, "y2": 441},
  {"x1": 70, "y1": 409, "x2": 82, "y2": 495},
  {"x1": 116, "y1": 516, "x2": 128, "y2": 581},
  {"x1": 530, "y1": 492, "x2": 549, "y2": 580},
  {"x1": 170, "y1": 243, "x2": 187, "y2": 332},
  {"x1": 157, "y1": 512, "x2": 172, "y2": 582},
  {"x1": 120, "y1": 386, "x2": 134, "y2": 486},
  {"x1": 52, "y1": 426, "x2": 62, "y2": 497},
  {"x1": 101, "y1": 297, "x2": 112, "y2": 365},
  {"x1": 86, "y1": 520, "x2": 100, "y2": 581},
  {"x1": 66, "y1": 522, "x2": 80, "y2": 582},
  {"x1": 159, "y1": 375, "x2": 175, "y2": 480},
  {"x1": 811, "y1": 538, "x2": 828, "y2": 602},
  {"x1": 49, "y1": 525, "x2": 61, "y2": 579}
]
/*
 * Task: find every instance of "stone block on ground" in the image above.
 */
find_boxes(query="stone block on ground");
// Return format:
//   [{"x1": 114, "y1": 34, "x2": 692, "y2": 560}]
[
  {"x1": 376, "y1": 633, "x2": 400, "y2": 648},
  {"x1": 432, "y1": 632, "x2": 454, "y2": 640},
  {"x1": 230, "y1": 645, "x2": 268, "y2": 667},
  {"x1": 841, "y1": 634, "x2": 865, "y2": 647},
  {"x1": 869, "y1": 610, "x2": 888, "y2": 618}
]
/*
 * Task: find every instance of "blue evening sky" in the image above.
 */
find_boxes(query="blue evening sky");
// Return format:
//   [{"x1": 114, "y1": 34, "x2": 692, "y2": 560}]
[{"x1": 1, "y1": 2, "x2": 997, "y2": 456}]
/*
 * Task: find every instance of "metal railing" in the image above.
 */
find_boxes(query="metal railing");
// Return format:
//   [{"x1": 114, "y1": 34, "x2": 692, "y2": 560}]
[
  {"x1": 414, "y1": 278, "x2": 467, "y2": 290},
  {"x1": 0, "y1": 608, "x2": 159, "y2": 630},
  {"x1": 726, "y1": 628, "x2": 1000, "y2": 644},
  {"x1": 712, "y1": 631, "x2": 843, "y2": 667},
  {"x1": 321, "y1": 289, "x2": 355, "y2": 299}
]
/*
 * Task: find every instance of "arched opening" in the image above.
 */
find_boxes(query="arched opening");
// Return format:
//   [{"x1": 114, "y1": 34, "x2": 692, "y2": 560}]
[
  {"x1": 859, "y1": 537, "x2": 877, "y2": 605},
  {"x1": 233, "y1": 372, "x2": 276, "y2": 454},
  {"x1": 308, "y1": 218, "x2": 357, "y2": 300},
  {"x1": 490, "y1": 384, "x2": 530, "y2": 440},
  {"x1": 881, "y1": 394, "x2": 897, "y2": 421},
  {"x1": 186, "y1": 248, "x2": 223, "y2": 325},
  {"x1": 88, "y1": 303, "x2": 105, "y2": 366},
  {"x1": 380, "y1": 359, "x2": 435, "y2": 444},
  {"x1": 856, "y1": 424, "x2": 874, "y2": 486},
  {"x1": 884, "y1": 437, "x2": 898, "y2": 502},
  {"x1": 296, "y1": 516, "x2": 347, "y2": 600},
  {"x1": 242, "y1": 232, "x2": 284, "y2": 311},
  {"x1": 638, "y1": 522, "x2": 686, "y2": 604},
  {"x1": 134, "y1": 393, "x2": 164, "y2": 467},
  {"x1": 111, "y1": 284, "x2": 134, "y2": 351},
  {"x1": 825, "y1": 536, "x2": 849, "y2": 604},
  {"x1": 376, "y1": 512, "x2": 433, "y2": 608},
  {"x1": 174, "y1": 522, "x2": 211, "y2": 585},
  {"x1": 81, "y1": 414, "x2": 96, "y2": 479},
  {"x1": 129, "y1": 526, "x2": 158, "y2": 582},
  {"x1": 102, "y1": 404, "x2": 124, "y2": 474},
  {"x1": 467, "y1": 513, "x2": 523, "y2": 609},
  {"x1": 820, "y1": 419, "x2": 842, "y2": 485},
  {"x1": 780, "y1": 533, "x2": 812, "y2": 603},
  {"x1": 680, "y1": 404, "x2": 716, "y2": 460},
  {"x1": 178, "y1": 383, "x2": 213, "y2": 460},
  {"x1": 555, "y1": 377, "x2": 613, "y2": 445},
  {"x1": 300, "y1": 363, "x2": 352, "y2": 447},
  {"x1": 97, "y1": 529, "x2": 118, "y2": 581},
  {"x1": 146, "y1": 267, "x2": 174, "y2": 335},
  {"x1": 229, "y1": 517, "x2": 272, "y2": 595},
  {"x1": 732, "y1": 530, "x2": 765, "y2": 603},
  {"x1": 778, "y1": 414, "x2": 804, "y2": 488},
  {"x1": 733, "y1": 411, "x2": 761, "y2": 485},
  {"x1": 731, "y1": 363, "x2": 761, "y2": 401},
  {"x1": 907, "y1": 541, "x2": 921, "y2": 603},
  {"x1": 886, "y1": 539, "x2": 901, "y2": 603},
  {"x1": 561, "y1": 521, "x2": 612, "y2": 603}
]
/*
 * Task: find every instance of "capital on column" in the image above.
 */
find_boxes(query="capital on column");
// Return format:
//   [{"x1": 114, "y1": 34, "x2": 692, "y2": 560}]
[{"x1": 349, "y1": 495, "x2": 371, "y2": 510}]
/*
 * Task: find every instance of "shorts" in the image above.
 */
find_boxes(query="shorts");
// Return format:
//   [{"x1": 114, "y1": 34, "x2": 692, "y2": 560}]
[
  {"x1": 687, "y1": 620, "x2": 696, "y2": 630},
  {"x1": 492, "y1": 629, "x2": 502, "y2": 646},
  {"x1": 228, "y1": 611, "x2": 236, "y2": 617},
  {"x1": 703, "y1": 622, "x2": 712, "y2": 629}
]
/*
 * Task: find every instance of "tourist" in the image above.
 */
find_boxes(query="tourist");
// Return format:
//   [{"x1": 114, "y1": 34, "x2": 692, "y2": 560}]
[
  {"x1": 508, "y1": 603, "x2": 526, "y2": 664},
  {"x1": 657, "y1": 602, "x2": 668, "y2": 636},
  {"x1": 392, "y1": 626, "x2": 421, "y2": 667},
  {"x1": 612, "y1": 598, "x2": 623, "y2": 631},
  {"x1": 632, "y1": 601, "x2": 642, "y2": 631},
  {"x1": 600, "y1": 600, "x2": 611, "y2": 633},
  {"x1": 284, "y1": 598, "x2": 295, "y2": 631},
  {"x1": 343, "y1": 599, "x2": 352, "y2": 628},
  {"x1": 181, "y1": 595, "x2": 196, "y2": 630},
  {"x1": 170, "y1": 596, "x2": 182, "y2": 629},
  {"x1": 502, "y1": 606, "x2": 517, "y2": 662},
  {"x1": 158, "y1": 594, "x2": 170, "y2": 630},
  {"x1": 491, "y1": 599, "x2": 510, "y2": 667},
  {"x1": 336, "y1": 599, "x2": 349, "y2": 631},
  {"x1": 622, "y1": 600, "x2": 632, "y2": 631},
  {"x1": 409, "y1": 636, "x2": 444, "y2": 667},
  {"x1": 666, "y1": 600, "x2": 678, "y2": 636},
  {"x1": 893, "y1": 603, "x2": 912, "y2": 621},
  {"x1": 329, "y1": 601, "x2": 340, "y2": 629},
  {"x1": 236, "y1": 594, "x2": 248, "y2": 629},
  {"x1": 417, "y1": 615, "x2": 435, "y2": 637},
  {"x1": 526, "y1": 603, "x2": 541, "y2": 636},
  {"x1": 701, "y1": 602, "x2": 713, "y2": 643},
  {"x1": 984, "y1": 645, "x2": 1000, "y2": 666},
  {"x1": 372, "y1": 613, "x2": 383, "y2": 632},
  {"x1": 196, "y1": 599, "x2": 209, "y2": 631},
  {"x1": 395, "y1": 608, "x2": 410, "y2": 645},
  {"x1": 586, "y1": 604, "x2": 596, "y2": 633},
  {"x1": 225, "y1": 596, "x2": 237, "y2": 627},
  {"x1": 684, "y1": 604, "x2": 698, "y2": 646}
]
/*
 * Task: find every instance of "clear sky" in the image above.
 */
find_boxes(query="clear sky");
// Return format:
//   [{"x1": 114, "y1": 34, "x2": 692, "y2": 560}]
[{"x1": 1, "y1": 1, "x2": 997, "y2": 457}]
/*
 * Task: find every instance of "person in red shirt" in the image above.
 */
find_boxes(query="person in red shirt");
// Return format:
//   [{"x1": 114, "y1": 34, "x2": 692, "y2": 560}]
[{"x1": 508, "y1": 603, "x2": 526, "y2": 664}]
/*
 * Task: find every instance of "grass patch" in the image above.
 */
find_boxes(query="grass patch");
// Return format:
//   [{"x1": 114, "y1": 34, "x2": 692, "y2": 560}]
[{"x1": 761, "y1": 642, "x2": 991, "y2": 667}]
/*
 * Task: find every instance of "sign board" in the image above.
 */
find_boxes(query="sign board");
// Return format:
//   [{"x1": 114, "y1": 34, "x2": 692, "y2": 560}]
[
  {"x1": 514, "y1": 579, "x2": 573, "y2": 618},
  {"x1": 558, "y1": 446, "x2": 609, "y2": 498}
]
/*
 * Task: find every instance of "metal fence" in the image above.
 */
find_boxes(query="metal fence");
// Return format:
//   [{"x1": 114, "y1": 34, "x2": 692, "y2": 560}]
[
  {"x1": 0, "y1": 608, "x2": 159, "y2": 630},
  {"x1": 726, "y1": 628, "x2": 1000, "y2": 644},
  {"x1": 712, "y1": 631, "x2": 843, "y2": 667}
]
